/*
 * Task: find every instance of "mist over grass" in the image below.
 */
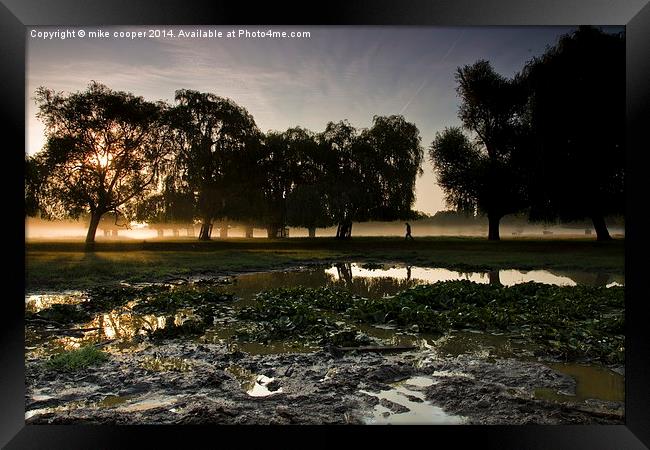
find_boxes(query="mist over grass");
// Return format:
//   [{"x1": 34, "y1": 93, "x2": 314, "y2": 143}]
[
  {"x1": 26, "y1": 236, "x2": 624, "y2": 291},
  {"x1": 26, "y1": 217, "x2": 625, "y2": 241}
]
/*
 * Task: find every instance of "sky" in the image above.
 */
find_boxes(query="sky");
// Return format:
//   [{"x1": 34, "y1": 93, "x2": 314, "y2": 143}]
[{"x1": 26, "y1": 25, "x2": 620, "y2": 214}]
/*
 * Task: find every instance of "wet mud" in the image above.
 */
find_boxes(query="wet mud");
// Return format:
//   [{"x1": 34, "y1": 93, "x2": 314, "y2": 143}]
[{"x1": 25, "y1": 342, "x2": 623, "y2": 425}]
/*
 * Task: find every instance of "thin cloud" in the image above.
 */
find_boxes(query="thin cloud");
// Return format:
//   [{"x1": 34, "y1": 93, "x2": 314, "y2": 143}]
[{"x1": 399, "y1": 30, "x2": 465, "y2": 116}]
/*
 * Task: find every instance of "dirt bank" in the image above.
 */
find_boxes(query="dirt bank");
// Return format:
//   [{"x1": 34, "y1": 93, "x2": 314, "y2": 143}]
[{"x1": 25, "y1": 342, "x2": 623, "y2": 425}]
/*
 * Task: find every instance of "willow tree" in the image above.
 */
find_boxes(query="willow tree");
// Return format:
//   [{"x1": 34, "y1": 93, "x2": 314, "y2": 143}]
[
  {"x1": 166, "y1": 90, "x2": 262, "y2": 240},
  {"x1": 320, "y1": 116, "x2": 423, "y2": 239},
  {"x1": 30, "y1": 82, "x2": 170, "y2": 246},
  {"x1": 518, "y1": 26, "x2": 625, "y2": 240},
  {"x1": 362, "y1": 115, "x2": 424, "y2": 221},
  {"x1": 262, "y1": 127, "x2": 331, "y2": 238},
  {"x1": 283, "y1": 128, "x2": 333, "y2": 237},
  {"x1": 450, "y1": 60, "x2": 529, "y2": 240},
  {"x1": 319, "y1": 120, "x2": 365, "y2": 239}
]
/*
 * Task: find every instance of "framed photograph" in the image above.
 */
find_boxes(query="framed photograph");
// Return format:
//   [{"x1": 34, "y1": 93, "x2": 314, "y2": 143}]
[{"x1": 4, "y1": 0, "x2": 649, "y2": 448}]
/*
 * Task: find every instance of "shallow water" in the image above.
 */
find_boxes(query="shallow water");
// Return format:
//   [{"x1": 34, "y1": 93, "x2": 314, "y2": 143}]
[
  {"x1": 225, "y1": 365, "x2": 283, "y2": 397},
  {"x1": 360, "y1": 376, "x2": 467, "y2": 425},
  {"x1": 140, "y1": 356, "x2": 192, "y2": 372},
  {"x1": 25, "y1": 291, "x2": 87, "y2": 313},
  {"x1": 322, "y1": 264, "x2": 624, "y2": 288},
  {"x1": 536, "y1": 362, "x2": 624, "y2": 403},
  {"x1": 25, "y1": 263, "x2": 625, "y2": 408}
]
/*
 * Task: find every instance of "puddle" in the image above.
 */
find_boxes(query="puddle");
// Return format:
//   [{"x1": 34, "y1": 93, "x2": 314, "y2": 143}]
[
  {"x1": 26, "y1": 408, "x2": 54, "y2": 420},
  {"x1": 25, "y1": 292, "x2": 87, "y2": 313},
  {"x1": 537, "y1": 363, "x2": 624, "y2": 403},
  {"x1": 225, "y1": 365, "x2": 283, "y2": 397},
  {"x1": 403, "y1": 376, "x2": 436, "y2": 388},
  {"x1": 140, "y1": 356, "x2": 192, "y2": 372},
  {"x1": 25, "y1": 263, "x2": 624, "y2": 359},
  {"x1": 430, "y1": 331, "x2": 535, "y2": 360},
  {"x1": 114, "y1": 396, "x2": 178, "y2": 412},
  {"x1": 97, "y1": 394, "x2": 134, "y2": 408},
  {"x1": 25, "y1": 263, "x2": 624, "y2": 362},
  {"x1": 25, "y1": 393, "x2": 138, "y2": 420},
  {"x1": 431, "y1": 370, "x2": 475, "y2": 379},
  {"x1": 248, "y1": 375, "x2": 284, "y2": 397},
  {"x1": 324, "y1": 264, "x2": 623, "y2": 288},
  {"x1": 360, "y1": 376, "x2": 466, "y2": 425},
  {"x1": 25, "y1": 304, "x2": 206, "y2": 358}
]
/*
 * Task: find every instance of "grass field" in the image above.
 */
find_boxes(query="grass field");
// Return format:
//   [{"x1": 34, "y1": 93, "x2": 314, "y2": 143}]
[{"x1": 25, "y1": 237, "x2": 625, "y2": 290}]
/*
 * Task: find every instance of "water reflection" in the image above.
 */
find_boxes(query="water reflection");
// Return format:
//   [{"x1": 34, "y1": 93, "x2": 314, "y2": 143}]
[
  {"x1": 537, "y1": 362, "x2": 625, "y2": 403},
  {"x1": 25, "y1": 303, "x2": 203, "y2": 357},
  {"x1": 323, "y1": 264, "x2": 624, "y2": 288},
  {"x1": 25, "y1": 292, "x2": 86, "y2": 313},
  {"x1": 225, "y1": 365, "x2": 283, "y2": 397},
  {"x1": 25, "y1": 262, "x2": 626, "y2": 406},
  {"x1": 228, "y1": 266, "x2": 419, "y2": 302},
  {"x1": 25, "y1": 262, "x2": 624, "y2": 359},
  {"x1": 360, "y1": 376, "x2": 467, "y2": 425}
]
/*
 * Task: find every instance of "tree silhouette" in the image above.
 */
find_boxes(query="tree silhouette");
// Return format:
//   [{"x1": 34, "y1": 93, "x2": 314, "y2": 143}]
[
  {"x1": 29, "y1": 81, "x2": 170, "y2": 246},
  {"x1": 286, "y1": 184, "x2": 333, "y2": 237},
  {"x1": 282, "y1": 128, "x2": 334, "y2": 237},
  {"x1": 431, "y1": 61, "x2": 528, "y2": 240},
  {"x1": 260, "y1": 127, "x2": 321, "y2": 238},
  {"x1": 318, "y1": 120, "x2": 362, "y2": 239},
  {"x1": 25, "y1": 154, "x2": 44, "y2": 218},
  {"x1": 518, "y1": 26, "x2": 624, "y2": 240},
  {"x1": 165, "y1": 90, "x2": 262, "y2": 240},
  {"x1": 322, "y1": 116, "x2": 423, "y2": 239},
  {"x1": 362, "y1": 115, "x2": 424, "y2": 221}
]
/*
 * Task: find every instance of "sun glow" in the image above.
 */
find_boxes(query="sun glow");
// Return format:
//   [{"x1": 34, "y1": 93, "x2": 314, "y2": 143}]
[{"x1": 95, "y1": 153, "x2": 111, "y2": 168}]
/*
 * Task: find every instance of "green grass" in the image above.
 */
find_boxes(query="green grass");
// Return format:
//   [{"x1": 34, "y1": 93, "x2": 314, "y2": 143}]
[
  {"x1": 26, "y1": 236, "x2": 624, "y2": 290},
  {"x1": 46, "y1": 346, "x2": 109, "y2": 372}
]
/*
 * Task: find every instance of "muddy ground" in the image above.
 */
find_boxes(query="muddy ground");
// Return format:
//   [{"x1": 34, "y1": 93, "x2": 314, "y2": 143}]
[{"x1": 25, "y1": 341, "x2": 624, "y2": 425}]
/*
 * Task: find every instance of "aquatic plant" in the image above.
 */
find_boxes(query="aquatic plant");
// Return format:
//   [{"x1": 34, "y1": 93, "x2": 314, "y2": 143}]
[
  {"x1": 26, "y1": 303, "x2": 92, "y2": 325},
  {"x1": 132, "y1": 290, "x2": 236, "y2": 314},
  {"x1": 237, "y1": 282, "x2": 624, "y2": 364}
]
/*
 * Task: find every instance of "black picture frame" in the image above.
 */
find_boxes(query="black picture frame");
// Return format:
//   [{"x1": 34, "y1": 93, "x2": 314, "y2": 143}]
[{"x1": 3, "y1": 0, "x2": 649, "y2": 448}]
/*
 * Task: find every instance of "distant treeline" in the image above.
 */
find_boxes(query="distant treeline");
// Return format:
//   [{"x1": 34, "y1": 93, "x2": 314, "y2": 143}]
[
  {"x1": 420, "y1": 211, "x2": 624, "y2": 230},
  {"x1": 25, "y1": 26, "x2": 623, "y2": 245}
]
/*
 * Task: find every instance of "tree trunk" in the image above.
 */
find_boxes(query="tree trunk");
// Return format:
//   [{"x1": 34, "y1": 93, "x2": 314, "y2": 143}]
[
  {"x1": 592, "y1": 215, "x2": 612, "y2": 241},
  {"x1": 220, "y1": 221, "x2": 228, "y2": 239},
  {"x1": 199, "y1": 217, "x2": 212, "y2": 241},
  {"x1": 308, "y1": 227, "x2": 316, "y2": 238},
  {"x1": 336, "y1": 220, "x2": 352, "y2": 239},
  {"x1": 245, "y1": 226, "x2": 254, "y2": 238},
  {"x1": 488, "y1": 270, "x2": 502, "y2": 286},
  {"x1": 85, "y1": 211, "x2": 102, "y2": 246},
  {"x1": 336, "y1": 263, "x2": 353, "y2": 285},
  {"x1": 267, "y1": 225, "x2": 279, "y2": 239},
  {"x1": 595, "y1": 272, "x2": 609, "y2": 287},
  {"x1": 487, "y1": 214, "x2": 501, "y2": 241}
]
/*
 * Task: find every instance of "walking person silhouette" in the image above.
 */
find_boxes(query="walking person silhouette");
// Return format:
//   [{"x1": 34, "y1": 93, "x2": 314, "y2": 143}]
[{"x1": 405, "y1": 222, "x2": 414, "y2": 240}]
